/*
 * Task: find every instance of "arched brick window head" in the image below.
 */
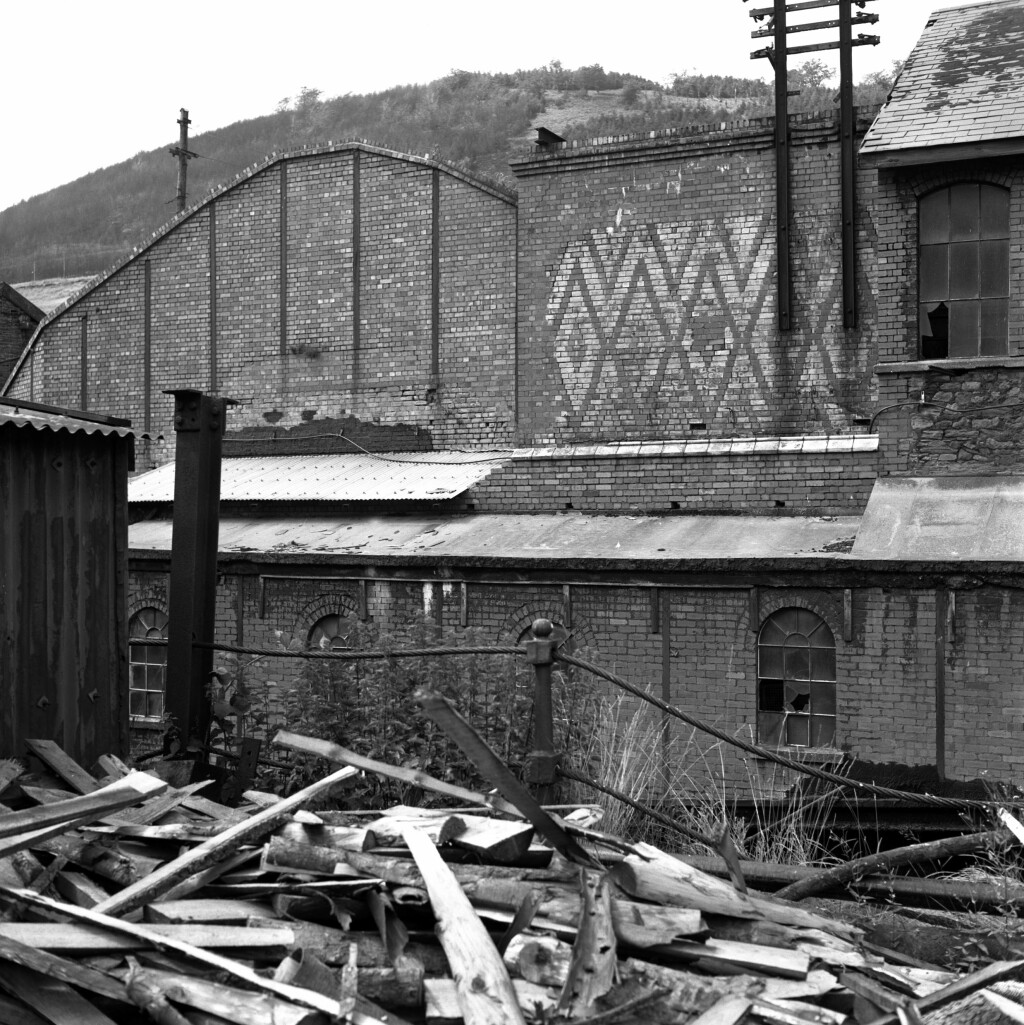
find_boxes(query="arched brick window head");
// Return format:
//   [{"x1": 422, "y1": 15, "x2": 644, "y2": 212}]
[
  {"x1": 757, "y1": 608, "x2": 836, "y2": 748},
  {"x1": 129, "y1": 607, "x2": 168, "y2": 720},
  {"x1": 919, "y1": 183, "x2": 1009, "y2": 358},
  {"x1": 308, "y1": 613, "x2": 355, "y2": 651}
]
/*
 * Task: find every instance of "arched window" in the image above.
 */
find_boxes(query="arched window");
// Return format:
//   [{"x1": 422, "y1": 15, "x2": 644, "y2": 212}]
[
  {"x1": 919, "y1": 183, "x2": 1009, "y2": 358},
  {"x1": 757, "y1": 608, "x2": 836, "y2": 748},
  {"x1": 129, "y1": 607, "x2": 168, "y2": 721},
  {"x1": 308, "y1": 613, "x2": 355, "y2": 651}
]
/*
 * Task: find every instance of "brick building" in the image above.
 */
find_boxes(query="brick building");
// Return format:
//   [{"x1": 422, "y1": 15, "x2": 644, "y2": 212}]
[
  {"x1": 7, "y1": 0, "x2": 1024, "y2": 795},
  {"x1": 0, "y1": 283, "x2": 43, "y2": 387}
]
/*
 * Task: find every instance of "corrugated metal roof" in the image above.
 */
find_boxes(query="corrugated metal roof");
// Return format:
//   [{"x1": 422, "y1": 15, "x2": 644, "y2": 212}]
[
  {"x1": 128, "y1": 453, "x2": 510, "y2": 503},
  {"x1": 861, "y1": 0, "x2": 1024, "y2": 159},
  {"x1": 0, "y1": 406, "x2": 136, "y2": 440},
  {"x1": 852, "y1": 476, "x2": 1024, "y2": 560},
  {"x1": 129, "y1": 513, "x2": 861, "y2": 561}
]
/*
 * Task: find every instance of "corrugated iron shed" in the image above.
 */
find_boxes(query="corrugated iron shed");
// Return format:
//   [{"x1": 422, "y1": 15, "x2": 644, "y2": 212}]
[
  {"x1": 128, "y1": 452, "x2": 510, "y2": 503},
  {"x1": 0, "y1": 398, "x2": 133, "y2": 763}
]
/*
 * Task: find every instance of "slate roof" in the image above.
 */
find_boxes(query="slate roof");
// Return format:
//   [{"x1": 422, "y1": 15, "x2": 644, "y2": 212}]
[{"x1": 860, "y1": 0, "x2": 1024, "y2": 164}]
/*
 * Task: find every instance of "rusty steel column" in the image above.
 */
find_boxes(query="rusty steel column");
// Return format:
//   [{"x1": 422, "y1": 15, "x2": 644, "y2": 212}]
[
  {"x1": 164, "y1": 389, "x2": 232, "y2": 755},
  {"x1": 524, "y1": 618, "x2": 559, "y2": 804}
]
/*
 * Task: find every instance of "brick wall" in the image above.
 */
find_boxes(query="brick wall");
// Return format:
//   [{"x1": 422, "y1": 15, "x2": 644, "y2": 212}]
[
  {"x1": 510, "y1": 112, "x2": 880, "y2": 446},
  {"x1": 128, "y1": 561, "x2": 1024, "y2": 790},
  {"x1": 0, "y1": 286, "x2": 42, "y2": 386},
  {"x1": 471, "y1": 439, "x2": 878, "y2": 516},
  {"x1": 8, "y1": 144, "x2": 517, "y2": 452}
]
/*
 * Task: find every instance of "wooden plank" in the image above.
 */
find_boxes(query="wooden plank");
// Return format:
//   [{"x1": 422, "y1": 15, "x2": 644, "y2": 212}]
[
  {"x1": 450, "y1": 816, "x2": 536, "y2": 864},
  {"x1": 144, "y1": 898, "x2": 276, "y2": 924},
  {"x1": 686, "y1": 995, "x2": 753, "y2": 1025},
  {"x1": 0, "y1": 991, "x2": 51, "y2": 1025},
  {"x1": 0, "y1": 892, "x2": 352, "y2": 1019},
  {"x1": 0, "y1": 922, "x2": 295, "y2": 957},
  {"x1": 243, "y1": 789, "x2": 323, "y2": 825},
  {"x1": 93, "y1": 764, "x2": 359, "y2": 917},
  {"x1": 0, "y1": 934, "x2": 128, "y2": 1003},
  {"x1": 23, "y1": 740, "x2": 100, "y2": 794},
  {"x1": 424, "y1": 978, "x2": 558, "y2": 1022},
  {"x1": 0, "y1": 772, "x2": 166, "y2": 841},
  {"x1": 0, "y1": 962, "x2": 119, "y2": 1025},
  {"x1": 402, "y1": 824, "x2": 526, "y2": 1025},
  {"x1": 53, "y1": 871, "x2": 110, "y2": 909},
  {"x1": 123, "y1": 966, "x2": 325, "y2": 1025}
]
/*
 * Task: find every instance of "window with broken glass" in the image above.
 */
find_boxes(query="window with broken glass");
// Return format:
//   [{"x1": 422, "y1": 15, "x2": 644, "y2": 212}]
[
  {"x1": 129, "y1": 607, "x2": 168, "y2": 722},
  {"x1": 757, "y1": 608, "x2": 836, "y2": 748},
  {"x1": 919, "y1": 183, "x2": 1010, "y2": 359}
]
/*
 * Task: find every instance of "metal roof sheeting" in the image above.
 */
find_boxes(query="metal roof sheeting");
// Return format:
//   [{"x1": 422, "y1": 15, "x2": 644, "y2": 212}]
[
  {"x1": 128, "y1": 453, "x2": 510, "y2": 503},
  {"x1": 0, "y1": 406, "x2": 136, "y2": 440},
  {"x1": 852, "y1": 476, "x2": 1024, "y2": 560},
  {"x1": 129, "y1": 513, "x2": 861, "y2": 561}
]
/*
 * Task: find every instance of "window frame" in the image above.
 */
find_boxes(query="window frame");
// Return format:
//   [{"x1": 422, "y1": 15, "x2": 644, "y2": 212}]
[
  {"x1": 756, "y1": 607, "x2": 837, "y2": 749},
  {"x1": 918, "y1": 182, "x2": 1010, "y2": 359},
  {"x1": 128, "y1": 606, "x2": 169, "y2": 724}
]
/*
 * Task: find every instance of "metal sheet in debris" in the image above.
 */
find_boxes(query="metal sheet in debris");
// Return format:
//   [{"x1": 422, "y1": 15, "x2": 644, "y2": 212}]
[
  {"x1": 851, "y1": 477, "x2": 1024, "y2": 561},
  {"x1": 128, "y1": 453, "x2": 508, "y2": 503},
  {"x1": 129, "y1": 513, "x2": 860, "y2": 561}
]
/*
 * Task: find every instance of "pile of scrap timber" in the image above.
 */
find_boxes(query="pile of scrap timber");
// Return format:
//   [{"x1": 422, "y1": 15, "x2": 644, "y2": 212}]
[{"x1": 0, "y1": 732, "x2": 1022, "y2": 1025}]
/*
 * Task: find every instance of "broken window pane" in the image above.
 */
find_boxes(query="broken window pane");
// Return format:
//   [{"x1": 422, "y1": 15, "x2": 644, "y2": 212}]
[
  {"x1": 759, "y1": 678, "x2": 784, "y2": 711},
  {"x1": 757, "y1": 608, "x2": 836, "y2": 748},
  {"x1": 919, "y1": 184, "x2": 1009, "y2": 357}
]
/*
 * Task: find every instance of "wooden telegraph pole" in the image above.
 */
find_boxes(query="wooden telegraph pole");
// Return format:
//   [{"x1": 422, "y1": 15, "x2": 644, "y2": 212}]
[
  {"x1": 169, "y1": 108, "x2": 198, "y2": 214},
  {"x1": 745, "y1": 0, "x2": 880, "y2": 330}
]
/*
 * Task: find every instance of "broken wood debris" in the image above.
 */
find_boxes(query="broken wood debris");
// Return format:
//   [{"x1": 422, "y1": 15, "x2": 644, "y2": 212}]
[{"x1": 0, "y1": 735, "x2": 1019, "y2": 1025}]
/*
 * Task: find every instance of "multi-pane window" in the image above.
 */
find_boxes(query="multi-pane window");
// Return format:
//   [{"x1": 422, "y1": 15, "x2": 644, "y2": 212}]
[
  {"x1": 129, "y1": 607, "x2": 168, "y2": 721},
  {"x1": 919, "y1": 183, "x2": 1010, "y2": 358},
  {"x1": 308, "y1": 613, "x2": 355, "y2": 650},
  {"x1": 757, "y1": 608, "x2": 836, "y2": 748}
]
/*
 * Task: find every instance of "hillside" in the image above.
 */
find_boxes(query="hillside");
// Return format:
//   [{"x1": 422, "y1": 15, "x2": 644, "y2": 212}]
[{"x1": 0, "y1": 63, "x2": 897, "y2": 283}]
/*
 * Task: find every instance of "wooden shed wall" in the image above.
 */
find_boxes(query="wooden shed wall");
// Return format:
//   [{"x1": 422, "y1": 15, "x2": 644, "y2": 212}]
[{"x1": 0, "y1": 422, "x2": 130, "y2": 765}]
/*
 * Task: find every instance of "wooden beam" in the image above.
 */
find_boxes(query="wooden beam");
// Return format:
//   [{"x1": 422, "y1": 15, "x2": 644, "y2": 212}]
[{"x1": 92, "y1": 764, "x2": 358, "y2": 917}]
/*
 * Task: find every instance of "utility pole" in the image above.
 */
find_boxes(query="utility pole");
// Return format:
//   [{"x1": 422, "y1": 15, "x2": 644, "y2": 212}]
[
  {"x1": 169, "y1": 109, "x2": 198, "y2": 214},
  {"x1": 746, "y1": 0, "x2": 880, "y2": 331}
]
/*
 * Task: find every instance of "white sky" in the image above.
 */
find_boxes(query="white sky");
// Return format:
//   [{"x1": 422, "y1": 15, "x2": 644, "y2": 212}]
[{"x1": 0, "y1": 0, "x2": 994, "y2": 213}]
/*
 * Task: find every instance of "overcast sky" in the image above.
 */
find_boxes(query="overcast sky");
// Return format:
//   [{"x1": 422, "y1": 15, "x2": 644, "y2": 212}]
[{"x1": 0, "y1": 0, "x2": 993, "y2": 213}]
